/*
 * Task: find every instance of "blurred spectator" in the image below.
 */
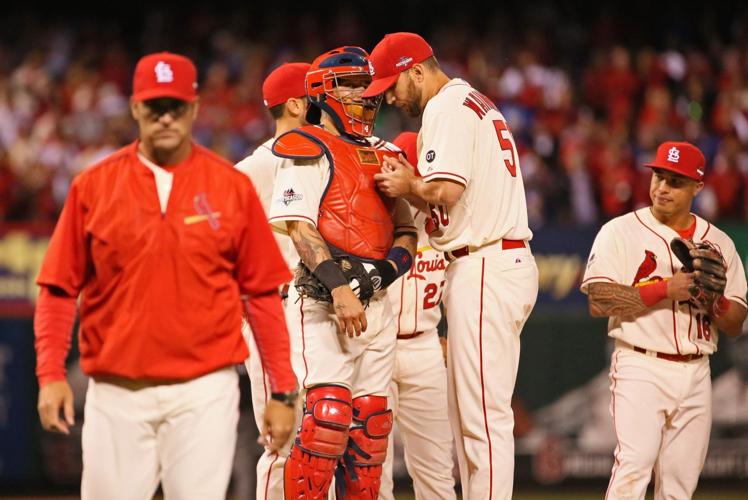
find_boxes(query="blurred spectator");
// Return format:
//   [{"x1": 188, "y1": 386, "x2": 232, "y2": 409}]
[{"x1": 1, "y1": 5, "x2": 748, "y2": 226}]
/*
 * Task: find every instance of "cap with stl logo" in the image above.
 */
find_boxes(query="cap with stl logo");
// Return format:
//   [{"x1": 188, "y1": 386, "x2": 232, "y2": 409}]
[
  {"x1": 262, "y1": 62, "x2": 311, "y2": 108},
  {"x1": 362, "y1": 32, "x2": 434, "y2": 98},
  {"x1": 132, "y1": 52, "x2": 198, "y2": 103},
  {"x1": 644, "y1": 141, "x2": 706, "y2": 181}
]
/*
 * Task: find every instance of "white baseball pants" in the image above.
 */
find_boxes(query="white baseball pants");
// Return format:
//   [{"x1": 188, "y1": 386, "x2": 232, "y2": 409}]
[
  {"x1": 606, "y1": 345, "x2": 711, "y2": 500},
  {"x1": 379, "y1": 329, "x2": 456, "y2": 500},
  {"x1": 81, "y1": 367, "x2": 239, "y2": 500},
  {"x1": 444, "y1": 248, "x2": 538, "y2": 500}
]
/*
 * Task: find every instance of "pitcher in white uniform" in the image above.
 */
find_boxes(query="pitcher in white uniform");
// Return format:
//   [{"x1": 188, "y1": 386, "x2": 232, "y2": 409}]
[
  {"x1": 581, "y1": 141, "x2": 747, "y2": 500},
  {"x1": 366, "y1": 33, "x2": 539, "y2": 500}
]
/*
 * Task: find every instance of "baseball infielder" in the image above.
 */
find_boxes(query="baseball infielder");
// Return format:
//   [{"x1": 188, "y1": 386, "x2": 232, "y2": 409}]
[
  {"x1": 268, "y1": 46, "x2": 417, "y2": 499},
  {"x1": 582, "y1": 141, "x2": 747, "y2": 499},
  {"x1": 367, "y1": 33, "x2": 539, "y2": 499},
  {"x1": 234, "y1": 62, "x2": 309, "y2": 499},
  {"x1": 379, "y1": 131, "x2": 456, "y2": 500}
]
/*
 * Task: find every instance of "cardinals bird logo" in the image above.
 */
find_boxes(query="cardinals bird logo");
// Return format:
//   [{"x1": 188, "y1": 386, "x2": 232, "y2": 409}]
[{"x1": 632, "y1": 250, "x2": 658, "y2": 286}]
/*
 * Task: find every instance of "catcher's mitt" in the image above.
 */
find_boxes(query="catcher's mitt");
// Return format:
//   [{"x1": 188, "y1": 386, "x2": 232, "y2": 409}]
[
  {"x1": 294, "y1": 257, "x2": 375, "y2": 304},
  {"x1": 670, "y1": 237, "x2": 727, "y2": 313}
]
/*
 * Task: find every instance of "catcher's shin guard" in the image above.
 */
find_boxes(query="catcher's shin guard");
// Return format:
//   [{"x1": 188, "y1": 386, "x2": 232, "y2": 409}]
[
  {"x1": 336, "y1": 395, "x2": 393, "y2": 499},
  {"x1": 284, "y1": 385, "x2": 352, "y2": 499}
]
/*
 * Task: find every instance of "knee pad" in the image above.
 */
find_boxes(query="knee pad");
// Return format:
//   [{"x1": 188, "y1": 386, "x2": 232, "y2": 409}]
[
  {"x1": 295, "y1": 385, "x2": 353, "y2": 457},
  {"x1": 348, "y1": 395, "x2": 393, "y2": 465},
  {"x1": 335, "y1": 395, "x2": 393, "y2": 499},
  {"x1": 284, "y1": 385, "x2": 352, "y2": 499}
]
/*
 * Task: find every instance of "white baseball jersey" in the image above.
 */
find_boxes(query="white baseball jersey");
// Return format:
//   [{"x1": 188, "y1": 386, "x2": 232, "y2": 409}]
[
  {"x1": 581, "y1": 207, "x2": 747, "y2": 355},
  {"x1": 235, "y1": 138, "x2": 298, "y2": 268},
  {"x1": 418, "y1": 78, "x2": 532, "y2": 252},
  {"x1": 387, "y1": 209, "x2": 445, "y2": 334}
]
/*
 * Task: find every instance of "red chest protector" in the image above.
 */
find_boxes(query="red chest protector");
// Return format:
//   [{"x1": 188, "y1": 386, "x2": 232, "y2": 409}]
[{"x1": 273, "y1": 126, "x2": 397, "y2": 260}]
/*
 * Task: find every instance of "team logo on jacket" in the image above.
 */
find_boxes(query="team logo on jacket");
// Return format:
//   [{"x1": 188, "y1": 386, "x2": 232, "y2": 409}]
[
  {"x1": 184, "y1": 193, "x2": 221, "y2": 229},
  {"x1": 632, "y1": 250, "x2": 661, "y2": 286},
  {"x1": 280, "y1": 188, "x2": 303, "y2": 206}
]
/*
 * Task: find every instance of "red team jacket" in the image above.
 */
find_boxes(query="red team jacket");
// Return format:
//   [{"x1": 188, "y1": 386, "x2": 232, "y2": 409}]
[{"x1": 37, "y1": 141, "x2": 294, "y2": 386}]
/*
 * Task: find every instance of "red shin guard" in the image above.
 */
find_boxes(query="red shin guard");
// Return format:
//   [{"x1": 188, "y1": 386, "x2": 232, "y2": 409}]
[
  {"x1": 284, "y1": 385, "x2": 352, "y2": 499},
  {"x1": 336, "y1": 395, "x2": 393, "y2": 499}
]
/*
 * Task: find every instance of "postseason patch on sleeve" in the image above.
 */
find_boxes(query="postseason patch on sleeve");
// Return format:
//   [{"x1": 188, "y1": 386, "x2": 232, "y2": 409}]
[{"x1": 279, "y1": 188, "x2": 303, "y2": 206}]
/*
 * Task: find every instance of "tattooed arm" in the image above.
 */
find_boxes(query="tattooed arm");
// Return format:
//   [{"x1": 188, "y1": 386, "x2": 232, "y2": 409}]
[
  {"x1": 587, "y1": 270, "x2": 693, "y2": 318},
  {"x1": 286, "y1": 220, "x2": 334, "y2": 272},
  {"x1": 285, "y1": 221, "x2": 367, "y2": 336}
]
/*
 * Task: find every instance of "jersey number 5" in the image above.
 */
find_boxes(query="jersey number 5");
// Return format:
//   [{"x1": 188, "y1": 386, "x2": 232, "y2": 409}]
[{"x1": 493, "y1": 119, "x2": 517, "y2": 177}]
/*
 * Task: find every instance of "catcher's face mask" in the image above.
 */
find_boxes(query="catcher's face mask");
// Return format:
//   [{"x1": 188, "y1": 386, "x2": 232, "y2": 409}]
[{"x1": 306, "y1": 46, "x2": 382, "y2": 138}]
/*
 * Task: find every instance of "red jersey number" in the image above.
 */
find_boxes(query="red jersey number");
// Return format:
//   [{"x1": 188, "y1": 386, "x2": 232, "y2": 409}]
[
  {"x1": 695, "y1": 313, "x2": 712, "y2": 342},
  {"x1": 493, "y1": 119, "x2": 517, "y2": 177},
  {"x1": 423, "y1": 280, "x2": 446, "y2": 309}
]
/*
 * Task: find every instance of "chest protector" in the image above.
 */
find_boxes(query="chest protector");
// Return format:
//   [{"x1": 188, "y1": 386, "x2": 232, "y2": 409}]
[{"x1": 273, "y1": 126, "x2": 397, "y2": 260}]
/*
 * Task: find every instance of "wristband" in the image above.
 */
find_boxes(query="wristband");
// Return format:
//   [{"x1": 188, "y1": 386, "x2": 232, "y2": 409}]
[
  {"x1": 712, "y1": 295, "x2": 731, "y2": 318},
  {"x1": 372, "y1": 259, "x2": 398, "y2": 290},
  {"x1": 638, "y1": 280, "x2": 668, "y2": 306},
  {"x1": 387, "y1": 246, "x2": 413, "y2": 278},
  {"x1": 313, "y1": 259, "x2": 348, "y2": 291}
]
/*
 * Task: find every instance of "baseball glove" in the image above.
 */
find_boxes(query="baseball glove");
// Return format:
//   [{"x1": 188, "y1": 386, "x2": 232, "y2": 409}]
[
  {"x1": 294, "y1": 257, "x2": 376, "y2": 304},
  {"x1": 670, "y1": 237, "x2": 727, "y2": 312}
]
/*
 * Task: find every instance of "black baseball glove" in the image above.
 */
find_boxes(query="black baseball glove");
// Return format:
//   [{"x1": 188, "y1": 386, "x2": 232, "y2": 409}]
[
  {"x1": 670, "y1": 237, "x2": 727, "y2": 313},
  {"x1": 294, "y1": 257, "x2": 376, "y2": 304}
]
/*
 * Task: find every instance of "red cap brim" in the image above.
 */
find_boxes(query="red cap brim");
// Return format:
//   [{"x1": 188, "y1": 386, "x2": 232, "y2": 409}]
[
  {"x1": 132, "y1": 88, "x2": 197, "y2": 103},
  {"x1": 362, "y1": 74, "x2": 400, "y2": 97},
  {"x1": 644, "y1": 163, "x2": 702, "y2": 181}
]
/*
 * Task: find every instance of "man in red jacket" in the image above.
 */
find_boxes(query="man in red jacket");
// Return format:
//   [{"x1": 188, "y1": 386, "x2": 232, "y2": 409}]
[{"x1": 33, "y1": 51, "x2": 297, "y2": 500}]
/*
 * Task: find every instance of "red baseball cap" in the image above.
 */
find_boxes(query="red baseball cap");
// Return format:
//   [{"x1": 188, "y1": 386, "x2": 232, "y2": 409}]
[
  {"x1": 132, "y1": 52, "x2": 198, "y2": 103},
  {"x1": 262, "y1": 62, "x2": 311, "y2": 108},
  {"x1": 392, "y1": 131, "x2": 420, "y2": 174},
  {"x1": 362, "y1": 32, "x2": 434, "y2": 97},
  {"x1": 644, "y1": 141, "x2": 706, "y2": 181}
]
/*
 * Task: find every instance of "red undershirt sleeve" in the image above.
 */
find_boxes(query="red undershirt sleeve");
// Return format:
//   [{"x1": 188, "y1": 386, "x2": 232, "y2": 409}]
[
  {"x1": 242, "y1": 290, "x2": 296, "y2": 393},
  {"x1": 34, "y1": 286, "x2": 77, "y2": 387}
]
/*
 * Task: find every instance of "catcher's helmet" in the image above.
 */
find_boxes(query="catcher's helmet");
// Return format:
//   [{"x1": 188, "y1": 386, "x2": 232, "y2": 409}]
[{"x1": 305, "y1": 46, "x2": 381, "y2": 138}]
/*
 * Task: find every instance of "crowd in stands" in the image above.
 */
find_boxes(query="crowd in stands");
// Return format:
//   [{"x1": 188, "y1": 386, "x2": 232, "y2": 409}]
[{"x1": 1, "y1": 5, "x2": 747, "y2": 227}]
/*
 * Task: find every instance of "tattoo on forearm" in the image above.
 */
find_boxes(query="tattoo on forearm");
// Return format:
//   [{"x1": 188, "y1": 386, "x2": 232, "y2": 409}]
[
  {"x1": 287, "y1": 221, "x2": 332, "y2": 271},
  {"x1": 588, "y1": 282, "x2": 648, "y2": 317}
]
